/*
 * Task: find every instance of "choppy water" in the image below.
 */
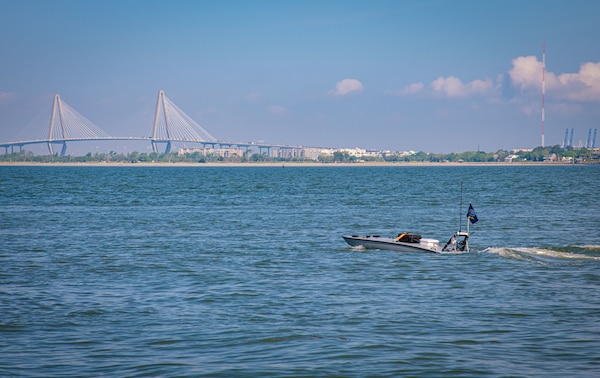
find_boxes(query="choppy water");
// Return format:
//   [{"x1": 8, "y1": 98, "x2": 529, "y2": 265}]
[{"x1": 1, "y1": 165, "x2": 599, "y2": 377}]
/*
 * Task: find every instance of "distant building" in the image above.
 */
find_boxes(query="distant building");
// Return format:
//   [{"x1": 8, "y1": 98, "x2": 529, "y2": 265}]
[
  {"x1": 512, "y1": 148, "x2": 532, "y2": 153},
  {"x1": 276, "y1": 148, "x2": 300, "y2": 159},
  {"x1": 318, "y1": 148, "x2": 334, "y2": 157},
  {"x1": 178, "y1": 147, "x2": 244, "y2": 158},
  {"x1": 299, "y1": 147, "x2": 321, "y2": 160}
]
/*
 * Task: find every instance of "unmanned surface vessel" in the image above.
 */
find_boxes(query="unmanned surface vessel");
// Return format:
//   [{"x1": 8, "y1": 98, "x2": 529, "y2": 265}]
[
  {"x1": 342, "y1": 231, "x2": 470, "y2": 254},
  {"x1": 343, "y1": 203, "x2": 478, "y2": 254}
]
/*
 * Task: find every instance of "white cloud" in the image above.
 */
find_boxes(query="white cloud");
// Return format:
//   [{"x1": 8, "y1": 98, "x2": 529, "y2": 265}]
[
  {"x1": 393, "y1": 55, "x2": 600, "y2": 104},
  {"x1": 396, "y1": 77, "x2": 494, "y2": 98},
  {"x1": 398, "y1": 82, "x2": 424, "y2": 95},
  {"x1": 333, "y1": 78, "x2": 364, "y2": 96},
  {"x1": 431, "y1": 76, "x2": 494, "y2": 97},
  {"x1": 509, "y1": 56, "x2": 600, "y2": 102},
  {"x1": 559, "y1": 61, "x2": 600, "y2": 101},
  {"x1": 508, "y1": 56, "x2": 541, "y2": 90}
]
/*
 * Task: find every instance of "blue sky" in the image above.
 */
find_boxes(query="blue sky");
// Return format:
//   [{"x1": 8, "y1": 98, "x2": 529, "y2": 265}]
[{"x1": 1, "y1": 0, "x2": 599, "y2": 154}]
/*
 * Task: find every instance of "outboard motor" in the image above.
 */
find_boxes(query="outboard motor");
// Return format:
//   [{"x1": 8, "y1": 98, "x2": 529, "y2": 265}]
[{"x1": 457, "y1": 237, "x2": 468, "y2": 251}]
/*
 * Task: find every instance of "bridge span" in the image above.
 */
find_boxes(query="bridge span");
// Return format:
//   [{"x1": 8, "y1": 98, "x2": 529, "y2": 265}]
[{"x1": 1, "y1": 91, "x2": 309, "y2": 156}]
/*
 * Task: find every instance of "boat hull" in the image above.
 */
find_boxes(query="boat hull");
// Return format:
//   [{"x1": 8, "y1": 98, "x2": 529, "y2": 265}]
[{"x1": 342, "y1": 235, "x2": 442, "y2": 253}]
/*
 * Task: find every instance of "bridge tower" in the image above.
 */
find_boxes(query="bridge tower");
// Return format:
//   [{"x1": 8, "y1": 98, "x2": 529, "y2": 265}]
[
  {"x1": 150, "y1": 90, "x2": 217, "y2": 153},
  {"x1": 45, "y1": 94, "x2": 111, "y2": 156},
  {"x1": 151, "y1": 90, "x2": 170, "y2": 153},
  {"x1": 48, "y1": 94, "x2": 67, "y2": 155}
]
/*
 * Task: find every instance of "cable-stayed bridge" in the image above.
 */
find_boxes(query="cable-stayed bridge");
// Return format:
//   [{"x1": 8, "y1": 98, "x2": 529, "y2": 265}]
[{"x1": 1, "y1": 90, "x2": 302, "y2": 156}]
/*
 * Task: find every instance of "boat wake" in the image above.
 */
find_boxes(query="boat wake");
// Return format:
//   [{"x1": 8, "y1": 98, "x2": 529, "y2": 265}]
[{"x1": 482, "y1": 245, "x2": 600, "y2": 263}]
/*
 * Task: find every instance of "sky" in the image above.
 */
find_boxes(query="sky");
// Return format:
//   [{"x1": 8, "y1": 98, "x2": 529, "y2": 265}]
[{"x1": 1, "y1": 0, "x2": 599, "y2": 154}]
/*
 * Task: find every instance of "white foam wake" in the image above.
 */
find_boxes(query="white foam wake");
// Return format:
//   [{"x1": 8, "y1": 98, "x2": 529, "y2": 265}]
[{"x1": 483, "y1": 246, "x2": 600, "y2": 261}]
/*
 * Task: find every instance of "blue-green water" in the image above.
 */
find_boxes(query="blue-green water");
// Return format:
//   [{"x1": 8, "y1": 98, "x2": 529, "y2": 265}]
[{"x1": 1, "y1": 165, "x2": 599, "y2": 377}]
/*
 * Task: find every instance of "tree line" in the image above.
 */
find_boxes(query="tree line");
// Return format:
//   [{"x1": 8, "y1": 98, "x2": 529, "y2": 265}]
[
  {"x1": 1, "y1": 145, "x2": 598, "y2": 163},
  {"x1": 383, "y1": 146, "x2": 597, "y2": 163}
]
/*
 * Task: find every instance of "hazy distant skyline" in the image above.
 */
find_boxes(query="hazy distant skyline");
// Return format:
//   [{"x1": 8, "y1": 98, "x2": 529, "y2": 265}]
[{"x1": 1, "y1": 0, "x2": 599, "y2": 154}]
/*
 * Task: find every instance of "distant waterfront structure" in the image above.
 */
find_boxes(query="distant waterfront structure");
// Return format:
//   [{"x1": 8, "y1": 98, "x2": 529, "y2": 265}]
[
  {"x1": 570, "y1": 128, "x2": 574, "y2": 147},
  {"x1": 563, "y1": 128, "x2": 575, "y2": 149},
  {"x1": 586, "y1": 128, "x2": 597, "y2": 148},
  {"x1": 562, "y1": 128, "x2": 597, "y2": 149},
  {"x1": 178, "y1": 147, "x2": 245, "y2": 159},
  {"x1": 4, "y1": 89, "x2": 599, "y2": 160},
  {"x1": 176, "y1": 146, "x2": 416, "y2": 162}
]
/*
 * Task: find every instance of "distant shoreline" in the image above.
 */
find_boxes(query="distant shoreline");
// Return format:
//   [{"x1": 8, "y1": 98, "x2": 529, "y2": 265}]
[{"x1": 0, "y1": 161, "x2": 583, "y2": 167}]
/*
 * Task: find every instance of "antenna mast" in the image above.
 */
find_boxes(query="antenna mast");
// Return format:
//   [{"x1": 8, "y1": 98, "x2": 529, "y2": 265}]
[
  {"x1": 459, "y1": 182, "x2": 463, "y2": 232},
  {"x1": 542, "y1": 41, "x2": 546, "y2": 148}
]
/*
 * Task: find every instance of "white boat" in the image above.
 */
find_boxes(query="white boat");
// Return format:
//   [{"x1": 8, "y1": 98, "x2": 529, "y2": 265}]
[{"x1": 342, "y1": 231, "x2": 470, "y2": 254}]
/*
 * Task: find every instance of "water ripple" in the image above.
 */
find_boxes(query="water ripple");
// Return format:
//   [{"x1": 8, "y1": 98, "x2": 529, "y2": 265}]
[{"x1": 1, "y1": 165, "x2": 599, "y2": 377}]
